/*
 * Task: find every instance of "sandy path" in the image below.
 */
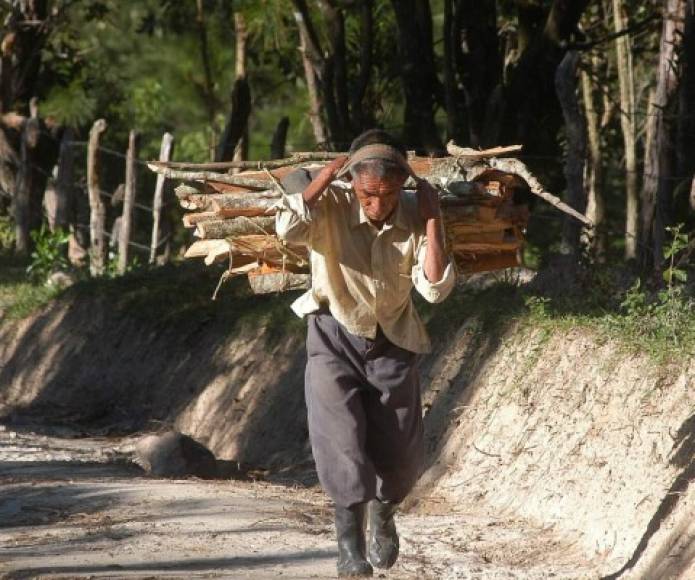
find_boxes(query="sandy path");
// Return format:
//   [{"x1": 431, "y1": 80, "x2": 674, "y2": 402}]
[{"x1": 0, "y1": 424, "x2": 598, "y2": 579}]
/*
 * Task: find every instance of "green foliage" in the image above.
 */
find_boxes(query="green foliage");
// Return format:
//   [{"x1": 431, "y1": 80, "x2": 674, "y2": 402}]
[
  {"x1": 0, "y1": 256, "x2": 63, "y2": 322},
  {"x1": 42, "y1": 76, "x2": 97, "y2": 127},
  {"x1": 663, "y1": 224, "x2": 689, "y2": 287},
  {"x1": 0, "y1": 216, "x2": 15, "y2": 252},
  {"x1": 26, "y1": 226, "x2": 70, "y2": 282}
]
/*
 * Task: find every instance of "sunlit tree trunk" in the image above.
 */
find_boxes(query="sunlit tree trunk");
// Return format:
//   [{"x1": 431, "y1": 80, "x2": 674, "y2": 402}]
[
  {"x1": 612, "y1": 0, "x2": 639, "y2": 261},
  {"x1": 639, "y1": 0, "x2": 686, "y2": 276}
]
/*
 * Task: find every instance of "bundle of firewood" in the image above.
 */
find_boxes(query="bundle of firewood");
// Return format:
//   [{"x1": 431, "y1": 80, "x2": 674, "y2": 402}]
[{"x1": 149, "y1": 143, "x2": 589, "y2": 294}]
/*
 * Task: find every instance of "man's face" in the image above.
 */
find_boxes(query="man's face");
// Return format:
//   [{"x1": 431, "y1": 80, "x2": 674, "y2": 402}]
[{"x1": 352, "y1": 170, "x2": 407, "y2": 225}]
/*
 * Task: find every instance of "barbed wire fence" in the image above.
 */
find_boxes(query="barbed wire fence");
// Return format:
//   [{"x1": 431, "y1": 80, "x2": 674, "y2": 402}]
[{"x1": 3, "y1": 115, "x2": 694, "y2": 279}]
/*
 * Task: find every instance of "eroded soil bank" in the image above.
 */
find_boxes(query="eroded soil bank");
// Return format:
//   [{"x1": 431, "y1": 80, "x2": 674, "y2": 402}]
[{"x1": 1, "y1": 264, "x2": 693, "y2": 578}]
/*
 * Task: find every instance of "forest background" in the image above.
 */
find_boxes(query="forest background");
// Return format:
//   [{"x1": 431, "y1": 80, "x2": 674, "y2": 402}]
[{"x1": 0, "y1": 0, "x2": 694, "y2": 315}]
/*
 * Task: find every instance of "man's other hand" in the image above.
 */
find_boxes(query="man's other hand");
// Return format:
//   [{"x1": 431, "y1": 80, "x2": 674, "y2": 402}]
[
  {"x1": 415, "y1": 178, "x2": 441, "y2": 222},
  {"x1": 303, "y1": 155, "x2": 349, "y2": 207}
]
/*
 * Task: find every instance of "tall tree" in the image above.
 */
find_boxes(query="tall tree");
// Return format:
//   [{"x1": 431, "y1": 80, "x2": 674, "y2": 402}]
[
  {"x1": 640, "y1": 0, "x2": 686, "y2": 276},
  {"x1": 612, "y1": 0, "x2": 639, "y2": 261},
  {"x1": 443, "y1": 0, "x2": 502, "y2": 147},
  {"x1": 390, "y1": 0, "x2": 443, "y2": 153},
  {"x1": 217, "y1": 13, "x2": 251, "y2": 162}
]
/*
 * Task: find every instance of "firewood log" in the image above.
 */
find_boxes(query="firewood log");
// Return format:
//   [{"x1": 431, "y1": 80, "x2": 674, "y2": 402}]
[{"x1": 195, "y1": 216, "x2": 276, "y2": 239}]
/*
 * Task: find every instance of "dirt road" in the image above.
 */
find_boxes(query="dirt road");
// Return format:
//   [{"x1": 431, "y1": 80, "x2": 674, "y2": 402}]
[{"x1": 0, "y1": 423, "x2": 598, "y2": 579}]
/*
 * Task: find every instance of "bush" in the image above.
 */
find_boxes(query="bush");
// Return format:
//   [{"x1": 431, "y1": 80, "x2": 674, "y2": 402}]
[{"x1": 26, "y1": 225, "x2": 70, "y2": 282}]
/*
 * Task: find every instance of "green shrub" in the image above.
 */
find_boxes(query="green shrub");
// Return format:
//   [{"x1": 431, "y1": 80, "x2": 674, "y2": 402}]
[{"x1": 26, "y1": 225, "x2": 70, "y2": 282}]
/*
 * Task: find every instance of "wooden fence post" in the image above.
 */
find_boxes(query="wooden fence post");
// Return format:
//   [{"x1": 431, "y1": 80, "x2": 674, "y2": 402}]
[
  {"x1": 149, "y1": 132, "x2": 174, "y2": 264},
  {"x1": 118, "y1": 130, "x2": 139, "y2": 275},
  {"x1": 87, "y1": 119, "x2": 107, "y2": 276}
]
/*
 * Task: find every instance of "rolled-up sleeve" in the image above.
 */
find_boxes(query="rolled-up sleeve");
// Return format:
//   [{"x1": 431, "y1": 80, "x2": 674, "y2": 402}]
[
  {"x1": 274, "y1": 192, "x2": 313, "y2": 246},
  {"x1": 411, "y1": 235, "x2": 456, "y2": 303}
]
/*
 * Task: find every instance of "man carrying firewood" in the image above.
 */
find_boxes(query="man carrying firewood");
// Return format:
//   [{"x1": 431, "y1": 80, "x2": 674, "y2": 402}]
[{"x1": 275, "y1": 129, "x2": 455, "y2": 577}]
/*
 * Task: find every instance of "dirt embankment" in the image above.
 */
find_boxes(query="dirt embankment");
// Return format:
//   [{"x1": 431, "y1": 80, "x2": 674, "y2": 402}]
[{"x1": 1, "y1": 264, "x2": 694, "y2": 579}]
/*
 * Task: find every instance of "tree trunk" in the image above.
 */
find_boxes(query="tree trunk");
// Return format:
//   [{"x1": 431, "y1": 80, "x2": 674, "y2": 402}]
[
  {"x1": 195, "y1": 0, "x2": 217, "y2": 159},
  {"x1": 443, "y1": 0, "x2": 466, "y2": 144},
  {"x1": 639, "y1": 0, "x2": 686, "y2": 276},
  {"x1": 217, "y1": 14, "x2": 251, "y2": 163},
  {"x1": 294, "y1": 8, "x2": 329, "y2": 147},
  {"x1": 501, "y1": 0, "x2": 590, "y2": 162},
  {"x1": 87, "y1": 119, "x2": 107, "y2": 276},
  {"x1": 14, "y1": 99, "x2": 54, "y2": 255},
  {"x1": 390, "y1": 0, "x2": 443, "y2": 153},
  {"x1": 612, "y1": 0, "x2": 639, "y2": 260},
  {"x1": 270, "y1": 117, "x2": 290, "y2": 159},
  {"x1": 580, "y1": 63, "x2": 606, "y2": 262},
  {"x1": 555, "y1": 51, "x2": 587, "y2": 269},
  {"x1": 677, "y1": 3, "x2": 695, "y2": 214},
  {"x1": 349, "y1": 0, "x2": 374, "y2": 133},
  {"x1": 53, "y1": 127, "x2": 75, "y2": 233},
  {"x1": 447, "y1": 0, "x2": 502, "y2": 147},
  {"x1": 319, "y1": 1, "x2": 350, "y2": 147}
]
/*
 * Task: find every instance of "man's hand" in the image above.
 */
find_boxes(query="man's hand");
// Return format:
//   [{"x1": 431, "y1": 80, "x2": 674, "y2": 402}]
[
  {"x1": 415, "y1": 178, "x2": 441, "y2": 222},
  {"x1": 303, "y1": 155, "x2": 349, "y2": 208}
]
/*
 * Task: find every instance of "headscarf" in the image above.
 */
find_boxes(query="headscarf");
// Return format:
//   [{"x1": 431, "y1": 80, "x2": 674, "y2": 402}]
[{"x1": 336, "y1": 143, "x2": 417, "y2": 180}]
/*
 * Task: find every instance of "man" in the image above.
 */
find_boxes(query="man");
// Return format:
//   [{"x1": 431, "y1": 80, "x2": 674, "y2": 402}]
[{"x1": 275, "y1": 129, "x2": 455, "y2": 577}]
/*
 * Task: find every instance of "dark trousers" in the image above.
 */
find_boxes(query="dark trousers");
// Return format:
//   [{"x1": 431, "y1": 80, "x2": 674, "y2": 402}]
[{"x1": 305, "y1": 311, "x2": 424, "y2": 508}]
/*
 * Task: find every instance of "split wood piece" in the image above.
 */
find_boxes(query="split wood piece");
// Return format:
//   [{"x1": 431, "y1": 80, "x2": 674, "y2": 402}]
[
  {"x1": 183, "y1": 211, "x2": 219, "y2": 228},
  {"x1": 149, "y1": 151, "x2": 346, "y2": 172},
  {"x1": 229, "y1": 235, "x2": 309, "y2": 266},
  {"x1": 451, "y1": 241, "x2": 523, "y2": 254},
  {"x1": 212, "y1": 195, "x2": 278, "y2": 215},
  {"x1": 440, "y1": 196, "x2": 501, "y2": 208},
  {"x1": 445, "y1": 220, "x2": 514, "y2": 234},
  {"x1": 147, "y1": 164, "x2": 271, "y2": 190},
  {"x1": 195, "y1": 216, "x2": 276, "y2": 239},
  {"x1": 184, "y1": 239, "x2": 230, "y2": 259},
  {"x1": 446, "y1": 141, "x2": 523, "y2": 159},
  {"x1": 176, "y1": 186, "x2": 279, "y2": 211},
  {"x1": 247, "y1": 269, "x2": 312, "y2": 294}
]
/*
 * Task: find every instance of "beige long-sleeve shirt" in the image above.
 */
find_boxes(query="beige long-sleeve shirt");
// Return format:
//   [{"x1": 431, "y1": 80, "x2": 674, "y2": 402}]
[{"x1": 275, "y1": 180, "x2": 456, "y2": 354}]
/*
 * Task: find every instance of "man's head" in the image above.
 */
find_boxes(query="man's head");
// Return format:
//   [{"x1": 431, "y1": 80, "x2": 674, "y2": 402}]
[{"x1": 345, "y1": 129, "x2": 410, "y2": 224}]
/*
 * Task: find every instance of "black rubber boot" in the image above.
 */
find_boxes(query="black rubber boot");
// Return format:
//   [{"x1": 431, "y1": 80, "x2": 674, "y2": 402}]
[
  {"x1": 335, "y1": 503, "x2": 373, "y2": 577},
  {"x1": 367, "y1": 499, "x2": 399, "y2": 569}
]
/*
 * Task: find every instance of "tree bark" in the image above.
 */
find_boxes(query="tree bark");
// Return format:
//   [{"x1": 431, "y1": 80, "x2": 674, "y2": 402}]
[
  {"x1": 270, "y1": 117, "x2": 290, "y2": 159},
  {"x1": 87, "y1": 119, "x2": 107, "y2": 276},
  {"x1": 677, "y1": 3, "x2": 695, "y2": 212},
  {"x1": 293, "y1": 8, "x2": 329, "y2": 147},
  {"x1": 195, "y1": 0, "x2": 217, "y2": 159},
  {"x1": 217, "y1": 14, "x2": 251, "y2": 163},
  {"x1": 501, "y1": 0, "x2": 590, "y2": 161},
  {"x1": 390, "y1": 0, "x2": 443, "y2": 153},
  {"x1": 14, "y1": 99, "x2": 56, "y2": 255},
  {"x1": 580, "y1": 60, "x2": 606, "y2": 261},
  {"x1": 639, "y1": 0, "x2": 686, "y2": 276},
  {"x1": 53, "y1": 127, "x2": 75, "y2": 233},
  {"x1": 612, "y1": 0, "x2": 639, "y2": 260},
  {"x1": 350, "y1": 0, "x2": 374, "y2": 133},
  {"x1": 319, "y1": 1, "x2": 350, "y2": 147},
  {"x1": 447, "y1": 0, "x2": 502, "y2": 147},
  {"x1": 555, "y1": 51, "x2": 587, "y2": 267}
]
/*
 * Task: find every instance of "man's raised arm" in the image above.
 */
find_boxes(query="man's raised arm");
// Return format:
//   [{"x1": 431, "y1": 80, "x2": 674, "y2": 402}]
[{"x1": 275, "y1": 156, "x2": 348, "y2": 245}]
